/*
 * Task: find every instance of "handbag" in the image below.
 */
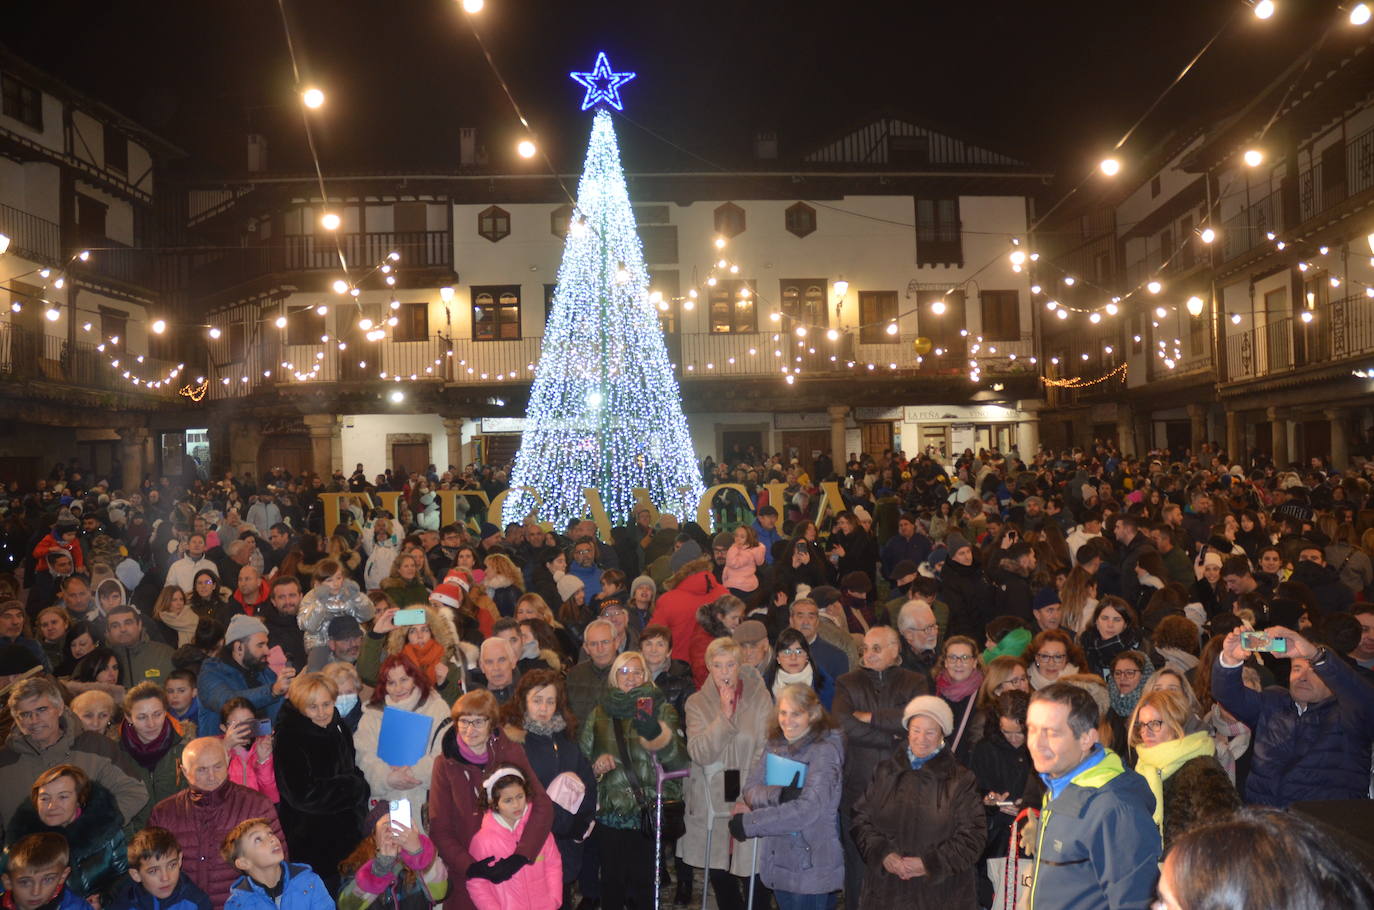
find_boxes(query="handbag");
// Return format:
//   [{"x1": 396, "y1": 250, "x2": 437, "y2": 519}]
[{"x1": 613, "y1": 718, "x2": 686, "y2": 841}]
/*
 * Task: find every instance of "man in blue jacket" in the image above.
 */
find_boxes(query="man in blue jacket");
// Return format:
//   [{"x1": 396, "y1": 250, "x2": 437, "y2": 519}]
[
  {"x1": 751, "y1": 506, "x2": 783, "y2": 565},
  {"x1": 1026, "y1": 683, "x2": 1159, "y2": 910},
  {"x1": 879, "y1": 513, "x2": 931, "y2": 583},
  {"x1": 1212, "y1": 624, "x2": 1374, "y2": 806},
  {"x1": 197, "y1": 615, "x2": 295, "y2": 733}
]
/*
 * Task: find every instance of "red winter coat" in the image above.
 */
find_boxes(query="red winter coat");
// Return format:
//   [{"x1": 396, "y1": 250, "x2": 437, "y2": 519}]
[
  {"x1": 33, "y1": 531, "x2": 83, "y2": 574},
  {"x1": 148, "y1": 781, "x2": 286, "y2": 910},
  {"x1": 428, "y1": 728, "x2": 554, "y2": 910},
  {"x1": 650, "y1": 569, "x2": 727, "y2": 664}
]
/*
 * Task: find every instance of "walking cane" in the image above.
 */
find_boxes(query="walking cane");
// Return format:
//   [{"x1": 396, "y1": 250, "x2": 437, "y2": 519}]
[
  {"x1": 746, "y1": 837, "x2": 759, "y2": 910},
  {"x1": 655, "y1": 762, "x2": 690, "y2": 909}
]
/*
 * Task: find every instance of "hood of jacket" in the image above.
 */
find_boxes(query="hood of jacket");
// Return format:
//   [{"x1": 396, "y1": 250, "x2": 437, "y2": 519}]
[
  {"x1": 677, "y1": 569, "x2": 726, "y2": 599},
  {"x1": 7, "y1": 780, "x2": 123, "y2": 855}
]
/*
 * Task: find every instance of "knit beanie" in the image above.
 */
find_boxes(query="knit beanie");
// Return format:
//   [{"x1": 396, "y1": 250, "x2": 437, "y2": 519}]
[
  {"x1": 630, "y1": 575, "x2": 657, "y2": 600},
  {"x1": 944, "y1": 531, "x2": 971, "y2": 555},
  {"x1": 556, "y1": 574, "x2": 585, "y2": 603},
  {"x1": 224, "y1": 614, "x2": 269, "y2": 646},
  {"x1": 901, "y1": 695, "x2": 954, "y2": 735}
]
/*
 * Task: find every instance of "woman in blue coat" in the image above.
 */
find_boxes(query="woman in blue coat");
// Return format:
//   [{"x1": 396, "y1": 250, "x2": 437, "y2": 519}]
[
  {"x1": 728, "y1": 683, "x2": 845, "y2": 910},
  {"x1": 500, "y1": 669, "x2": 597, "y2": 908},
  {"x1": 761, "y1": 629, "x2": 836, "y2": 709}
]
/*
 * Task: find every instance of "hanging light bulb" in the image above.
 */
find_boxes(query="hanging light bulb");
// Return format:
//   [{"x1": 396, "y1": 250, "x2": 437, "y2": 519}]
[
  {"x1": 1231, "y1": 312, "x2": 1242, "y2": 324},
  {"x1": 516, "y1": 139, "x2": 537, "y2": 159},
  {"x1": 1105, "y1": 302, "x2": 1119, "y2": 316},
  {"x1": 931, "y1": 299, "x2": 947, "y2": 315},
  {"x1": 1254, "y1": 0, "x2": 1275, "y2": 18},
  {"x1": 1063, "y1": 276, "x2": 1076, "y2": 286},
  {"x1": 795, "y1": 325, "x2": 807, "y2": 337},
  {"x1": 1199, "y1": 227, "x2": 1216, "y2": 244},
  {"x1": 1156, "y1": 306, "x2": 1168, "y2": 319},
  {"x1": 1055, "y1": 309, "x2": 1069, "y2": 320},
  {"x1": 44, "y1": 306, "x2": 60, "y2": 322},
  {"x1": 1147, "y1": 280, "x2": 1163, "y2": 294},
  {"x1": 1186, "y1": 296, "x2": 1205, "y2": 316},
  {"x1": 462, "y1": 0, "x2": 484, "y2": 11},
  {"x1": 358, "y1": 318, "x2": 374, "y2": 331},
  {"x1": 1351, "y1": 2, "x2": 1371, "y2": 25},
  {"x1": 1009, "y1": 250, "x2": 1027, "y2": 266},
  {"x1": 826, "y1": 328, "x2": 840, "y2": 341},
  {"x1": 1099, "y1": 157, "x2": 1121, "y2": 176},
  {"x1": 301, "y1": 87, "x2": 325, "y2": 109},
  {"x1": 315, "y1": 304, "x2": 329, "y2": 316},
  {"x1": 332, "y1": 279, "x2": 349, "y2": 294},
  {"x1": 1089, "y1": 312, "x2": 1101, "y2": 324},
  {"x1": 320, "y1": 212, "x2": 341, "y2": 231},
  {"x1": 1243, "y1": 149, "x2": 1264, "y2": 167},
  {"x1": 885, "y1": 321, "x2": 898, "y2": 336}
]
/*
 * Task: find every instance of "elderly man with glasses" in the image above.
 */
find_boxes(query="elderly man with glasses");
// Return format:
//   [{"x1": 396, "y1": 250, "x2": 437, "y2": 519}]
[{"x1": 565, "y1": 619, "x2": 619, "y2": 723}]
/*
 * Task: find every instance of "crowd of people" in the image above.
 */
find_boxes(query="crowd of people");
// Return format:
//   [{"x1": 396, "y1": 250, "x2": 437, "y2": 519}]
[{"x1": 0, "y1": 440, "x2": 1372, "y2": 910}]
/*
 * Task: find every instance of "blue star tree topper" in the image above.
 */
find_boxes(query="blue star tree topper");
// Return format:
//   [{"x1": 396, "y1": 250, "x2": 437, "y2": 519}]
[{"x1": 569, "y1": 51, "x2": 636, "y2": 111}]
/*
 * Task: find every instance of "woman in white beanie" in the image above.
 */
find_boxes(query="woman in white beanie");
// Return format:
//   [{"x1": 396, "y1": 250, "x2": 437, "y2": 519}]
[{"x1": 851, "y1": 694, "x2": 986, "y2": 909}]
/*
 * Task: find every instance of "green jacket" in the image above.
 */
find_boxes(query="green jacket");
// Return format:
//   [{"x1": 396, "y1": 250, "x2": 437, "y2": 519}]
[
  {"x1": 578, "y1": 687, "x2": 687, "y2": 830},
  {"x1": 112, "y1": 636, "x2": 175, "y2": 688},
  {"x1": 379, "y1": 577, "x2": 431, "y2": 608}
]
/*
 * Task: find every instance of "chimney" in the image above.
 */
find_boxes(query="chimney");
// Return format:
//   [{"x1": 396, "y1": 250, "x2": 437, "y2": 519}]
[
  {"x1": 754, "y1": 129, "x2": 778, "y2": 160},
  {"x1": 247, "y1": 134, "x2": 268, "y2": 173},
  {"x1": 460, "y1": 128, "x2": 477, "y2": 166}
]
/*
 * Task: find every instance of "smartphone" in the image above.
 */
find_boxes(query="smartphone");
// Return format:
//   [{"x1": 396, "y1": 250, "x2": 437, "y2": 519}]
[
  {"x1": 635, "y1": 696, "x2": 653, "y2": 716},
  {"x1": 394, "y1": 608, "x2": 427, "y2": 626},
  {"x1": 1240, "y1": 630, "x2": 1288, "y2": 654},
  {"x1": 250, "y1": 719, "x2": 272, "y2": 738},
  {"x1": 723, "y1": 769, "x2": 741, "y2": 803},
  {"x1": 389, "y1": 798, "x2": 412, "y2": 830},
  {"x1": 993, "y1": 800, "x2": 1017, "y2": 808}
]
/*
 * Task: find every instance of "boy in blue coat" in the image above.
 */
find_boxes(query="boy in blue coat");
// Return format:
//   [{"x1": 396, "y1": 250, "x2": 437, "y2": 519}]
[
  {"x1": 1, "y1": 834, "x2": 88, "y2": 910},
  {"x1": 109, "y1": 827, "x2": 211, "y2": 910},
  {"x1": 221, "y1": 819, "x2": 331, "y2": 910}
]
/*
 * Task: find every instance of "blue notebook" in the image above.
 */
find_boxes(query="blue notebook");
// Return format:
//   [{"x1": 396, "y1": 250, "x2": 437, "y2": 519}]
[
  {"x1": 377, "y1": 706, "x2": 435, "y2": 767},
  {"x1": 765, "y1": 752, "x2": 808, "y2": 787}
]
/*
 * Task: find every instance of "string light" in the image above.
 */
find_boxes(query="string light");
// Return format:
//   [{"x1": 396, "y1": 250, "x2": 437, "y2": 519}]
[
  {"x1": 516, "y1": 139, "x2": 537, "y2": 159},
  {"x1": 1099, "y1": 157, "x2": 1121, "y2": 176},
  {"x1": 1042, "y1": 363, "x2": 1129, "y2": 388},
  {"x1": 1254, "y1": 0, "x2": 1275, "y2": 18},
  {"x1": 1243, "y1": 149, "x2": 1264, "y2": 167},
  {"x1": 301, "y1": 87, "x2": 325, "y2": 109},
  {"x1": 1351, "y1": 3, "x2": 1371, "y2": 25}
]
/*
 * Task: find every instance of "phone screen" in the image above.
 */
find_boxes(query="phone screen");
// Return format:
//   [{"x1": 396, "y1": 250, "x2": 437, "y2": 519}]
[
  {"x1": 251, "y1": 719, "x2": 272, "y2": 738},
  {"x1": 389, "y1": 798, "x2": 412, "y2": 830},
  {"x1": 635, "y1": 696, "x2": 653, "y2": 716}
]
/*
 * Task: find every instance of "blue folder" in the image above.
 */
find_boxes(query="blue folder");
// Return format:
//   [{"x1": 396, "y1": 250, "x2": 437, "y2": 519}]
[
  {"x1": 765, "y1": 752, "x2": 808, "y2": 787},
  {"x1": 377, "y1": 706, "x2": 434, "y2": 767}
]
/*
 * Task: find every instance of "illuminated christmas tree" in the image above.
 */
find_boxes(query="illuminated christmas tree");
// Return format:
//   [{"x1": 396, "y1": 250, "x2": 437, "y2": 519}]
[{"x1": 502, "y1": 67, "x2": 703, "y2": 529}]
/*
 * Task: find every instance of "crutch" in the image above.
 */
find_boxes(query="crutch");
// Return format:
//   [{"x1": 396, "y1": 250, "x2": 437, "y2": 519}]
[
  {"x1": 745, "y1": 835, "x2": 759, "y2": 910},
  {"x1": 655, "y1": 762, "x2": 691, "y2": 909},
  {"x1": 699, "y1": 797, "x2": 730, "y2": 910}
]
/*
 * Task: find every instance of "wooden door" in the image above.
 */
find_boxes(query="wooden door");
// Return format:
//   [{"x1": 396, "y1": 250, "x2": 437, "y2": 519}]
[
  {"x1": 780, "y1": 430, "x2": 830, "y2": 477},
  {"x1": 392, "y1": 441, "x2": 431, "y2": 476},
  {"x1": 860, "y1": 421, "x2": 894, "y2": 458},
  {"x1": 258, "y1": 435, "x2": 311, "y2": 479}
]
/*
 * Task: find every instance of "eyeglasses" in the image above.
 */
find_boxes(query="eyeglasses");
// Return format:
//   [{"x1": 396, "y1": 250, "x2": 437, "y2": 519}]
[
  {"x1": 456, "y1": 717, "x2": 490, "y2": 728},
  {"x1": 945, "y1": 654, "x2": 975, "y2": 664},
  {"x1": 601, "y1": 608, "x2": 626, "y2": 618},
  {"x1": 616, "y1": 666, "x2": 645, "y2": 677},
  {"x1": 1113, "y1": 669, "x2": 1141, "y2": 680},
  {"x1": 779, "y1": 648, "x2": 806, "y2": 657},
  {"x1": 1036, "y1": 653, "x2": 1068, "y2": 664},
  {"x1": 908, "y1": 623, "x2": 938, "y2": 635},
  {"x1": 1134, "y1": 719, "x2": 1165, "y2": 734}
]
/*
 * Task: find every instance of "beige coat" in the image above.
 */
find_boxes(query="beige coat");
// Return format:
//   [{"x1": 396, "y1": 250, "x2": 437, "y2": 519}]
[{"x1": 677, "y1": 665, "x2": 772, "y2": 876}]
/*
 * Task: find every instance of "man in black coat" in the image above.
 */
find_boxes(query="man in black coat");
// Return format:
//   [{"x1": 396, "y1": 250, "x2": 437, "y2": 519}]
[
  {"x1": 988, "y1": 542, "x2": 1037, "y2": 627},
  {"x1": 831, "y1": 626, "x2": 930, "y2": 910}
]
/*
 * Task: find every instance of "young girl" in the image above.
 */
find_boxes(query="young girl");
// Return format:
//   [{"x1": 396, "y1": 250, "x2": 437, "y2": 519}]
[
  {"x1": 465, "y1": 765, "x2": 561, "y2": 910},
  {"x1": 220, "y1": 696, "x2": 279, "y2": 801},
  {"x1": 722, "y1": 525, "x2": 765, "y2": 598},
  {"x1": 298, "y1": 558, "x2": 376, "y2": 657}
]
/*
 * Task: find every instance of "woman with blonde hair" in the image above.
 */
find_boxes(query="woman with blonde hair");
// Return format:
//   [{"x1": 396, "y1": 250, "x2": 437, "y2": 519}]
[
  {"x1": 514, "y1": 593, "x2": 576, "y2": 661},
  {"x1": 1058, "y1": 566, "x2": 1098, "y2": 637},
  {"x1": 358, "y1": 598, "x2": 471, "y2": 705},
  {"x1": 482, "y1": 553, "x2": 524, "y2": 617},
  {"x1": 382, "y1": 551, "x2": 432, "y2": 608},
  {"x1": 1128, "y1": 689, "x2": 1238, "y2": 849},
  {"x1": 151, "y1": 584, "x2": 198, "y2": 647},
  {"x1": 975, "y1": 655, "x2": 1029, "y2": 712}
]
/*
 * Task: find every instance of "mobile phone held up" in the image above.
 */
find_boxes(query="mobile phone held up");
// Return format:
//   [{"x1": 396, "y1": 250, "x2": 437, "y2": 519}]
[
  {"x1": 1240, "y1": 630, "x2": 1288, "y2": 654},
  {"x1": 635, "y1": 696, "x2": 654, "y2": 716},
  {"x1": 393, "y1": 608, "x2": 427, "y2": 626},
  {"x1": 389, "y1": 798, "x2": 412, "y2": 830},
  {"x1": 250, "y1": 719, "x2": 272, "y2": 738}
]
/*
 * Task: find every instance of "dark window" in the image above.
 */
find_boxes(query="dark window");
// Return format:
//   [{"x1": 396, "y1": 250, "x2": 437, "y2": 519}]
[
  {"x1": 477, "y1": 206, "x2": 510, "y2": 243},
  {"x1": 635, "y1": 205, "x2": 671, "y2": 225},
  {"x1": 1150, "y1": 176, "x2": 1162, "y2": 198},
  {"x1": 286, "y1": 306, "x2": 327, "y2": 346},
  {"x1": 858, "y1": 291, "x2": 898, "y2": 344},
  {"x1": 393, "y1": 303, "x2": 428, "y2": 342},
  {"x1": 639, "y1": 224, "x2": 678, "y2": 263},
  {"x1": 393, "y1": 202, "x2": 427, "y2": 234},
  {"x1": 708, "y1": 279, "x2": 756, "y2": 334},
  {"x1": 229, "y1": 320, "x2": 247, "y2": 363},
  {"x1": 714, "y1": 203, "x2": 746, "y2": 239},
  {"x1": 785, "y1": 203, "x2": 817, "y2": 238},
  {"x1": 103, "y1": 123, "x2": 127, "y2": 173},
  {"x1": 472, "y1": 285, "x2": 521, "y2": 340},
  {"x1": 915, "y1": 197, "x2": 962, "y2": 266},
  {"x1": 779, "y1": 279, "x2": 828, "y2": 327},
  {"x1": 1320, "y1": 140, "x2": 1348, "y2": 205},
  {"x1": 550, "y1": 204, "x2": 574, "y2": 239},
  {"x1": 888, "y1": 135, "x2": 930, "y2": 167},
  {"x1": 76, "y1": 194, "x2": 107, "y2": 245},
  {"x1": 543, "y1": 283, "x2": 558, "y2": 325},
  {"x1": 99, "y1": 306, "x2": 127, "y2": 353},
  {"x1": 1, "y1": 74, "x2": 41, "y2": 130},
  {"x1": 980, "y1": 290, "x2": 1020, "y2": 341}
]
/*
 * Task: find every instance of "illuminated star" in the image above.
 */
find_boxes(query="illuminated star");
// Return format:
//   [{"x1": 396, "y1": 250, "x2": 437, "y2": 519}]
[{"x1": 569, "y1": 51, "x2": 636, "y2": 111}]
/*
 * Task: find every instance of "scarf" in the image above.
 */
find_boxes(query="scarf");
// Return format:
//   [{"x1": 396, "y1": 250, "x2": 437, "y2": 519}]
[
  {"x1": 1134, "y1": 730, "x2": 1215, "y2": 832},
  {"x1": 458, "y1": 737, "x2": 490, "y2": 765},
  {"x1": 1028, "y1": 661, "x2": 1079, "y2": 691},
  {"x1": 906, "y1": 745, "x2": 943, "y2": 770},
  {"x1": 1207, "y1": 704, "x2": 1251, "y2": 783},
  {"x1": 524, "y1": 714, "x2": 567, "y2": 737},
  {"x1": 402, "y1": 638, "x2": 445, "y2": 683},
  {"x1": 387, "y1": 687, "x2": 424, "y2": 714},
  {"x1": 159, "y1": 606, "x2": 200, "y2": 647},
  {"x1": 936, "y1": 668, "x2": 984, "y2": 703},
  {"x1": 773, "y1": 664, "x2": 814, "y2": 701},
  {"x1": 1107, "y1": 662, "x2": 1154, "y2": 718},
  {"x1": 120, "y1": 716, "x2": 177, "y2": 771}
]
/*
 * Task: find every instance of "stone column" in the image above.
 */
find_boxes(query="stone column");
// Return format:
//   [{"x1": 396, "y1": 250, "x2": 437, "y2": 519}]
[
  {"x1": 1225, "y1": 410, "x2": 1242, "y2": 464},
  {"x1": 1326, "y1": 407, "x2": 1349, "y2": 472},
  {"x1": 443, "y1": 417, "x2": 464, "y2": 472},
  {"x1": 1188, "y1": 403, "x2": 1209, "y2": 454},
  {"x1": 1267, "y1": 406, "x2": 1288, "y2": 468},
  {"x1": 827, "y1": 405, "x2": 849, "y2": 471},
  {"x1": 303, "y1": 414, "x2": 339, "y2": 480},
  {"x1": 1016, "y1": 400, "x2": 1042, "y2": 462},
  {"x1": 1115, "y1": 404, "x2": 1135, "y2": 457},
  {"x1": 119, "y1": 427, "x2": 150, "y2": 493}
]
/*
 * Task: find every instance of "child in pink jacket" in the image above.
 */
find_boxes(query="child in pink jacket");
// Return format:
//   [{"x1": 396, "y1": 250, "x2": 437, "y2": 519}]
[
  {"x1": 465, "y1": 765, "x2": 561, "y2": 910},
  {"x1": 221, "y1": 697, "x2": 280, "y2": 802},
  {"x1": 722, "y1": 525, "x2": 766, "y2": 595}
]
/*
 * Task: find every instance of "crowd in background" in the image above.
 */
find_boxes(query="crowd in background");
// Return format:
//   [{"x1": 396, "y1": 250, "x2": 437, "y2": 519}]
[{"x1": 0, "y1": 437, "x2": 1371, "y2": 910}]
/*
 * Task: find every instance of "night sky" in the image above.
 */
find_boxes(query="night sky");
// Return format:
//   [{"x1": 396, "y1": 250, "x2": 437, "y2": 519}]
[{"x1": 3, "y1": 1, "x2": 1343, "y2": 185}]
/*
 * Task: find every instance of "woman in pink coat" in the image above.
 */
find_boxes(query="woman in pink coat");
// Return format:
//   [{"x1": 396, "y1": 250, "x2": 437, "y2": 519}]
[{"x1": 465, "y1": 765, "x2": 561, "y2": 910}]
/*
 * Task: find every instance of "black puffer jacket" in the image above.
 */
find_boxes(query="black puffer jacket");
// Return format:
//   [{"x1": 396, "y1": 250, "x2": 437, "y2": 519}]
[
  {"x1": 940, "y1": 559, "x2": 995, "y2": 640},
  {"x1": 4, "y1": 782, "x2": 127, "y2": 899}
]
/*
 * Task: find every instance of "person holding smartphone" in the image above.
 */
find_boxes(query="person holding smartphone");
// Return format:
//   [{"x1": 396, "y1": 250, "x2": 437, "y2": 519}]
[{"x1": 220, "y1": 696, "x2": 279, "y2": 802}]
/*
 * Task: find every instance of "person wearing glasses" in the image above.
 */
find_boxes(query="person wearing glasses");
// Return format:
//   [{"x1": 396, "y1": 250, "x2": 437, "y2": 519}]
[
  {"x1": 577, "y1": 651, "x2": 687, "y2": 910},
  {"x1": 430, "y1": 689, "x2": 554, "y2": 910},
  {"x1": 933, "y1": 635, "x2": 987, "y2": 765},
  {"x1": 763, "y1": 628, "x2": 836, "y2": 709},
  {"x1": 1127, "y1": 689, "x2": 1237, "y2": 850},
  {"x1": 1026, "y1": 629, "x2": 1086, "y2": 691},
  {"x1": 1104, "y1": 651, "x2": 1154, "y2": 758},
  {"x1": 895, "y1": 600, "x2": 940, "y2": 684}
]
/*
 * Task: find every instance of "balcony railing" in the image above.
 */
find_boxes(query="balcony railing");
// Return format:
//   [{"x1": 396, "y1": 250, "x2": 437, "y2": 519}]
[
  {"x1": 1224, "y1": 295, "x2": 1373, "y2": 382},
  {"x1": 1299, "y1": 126, "x2": 1374, "y2": 223},
  {"x1": 0, "y1": 202, "x2": 60, "y2": 263},
  {"x1": 0, "y1": 323, "x2": 178, "y2": 396},
  {"x1": 190, "y1": 230, "x2": 452, "y2": 296},
  {"x1": 203, "y1": 331, "x2": 1037, "y2": 400},
  {"x1": 1220, "y1": 188, "x2": 1285, "y2": 263}
]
